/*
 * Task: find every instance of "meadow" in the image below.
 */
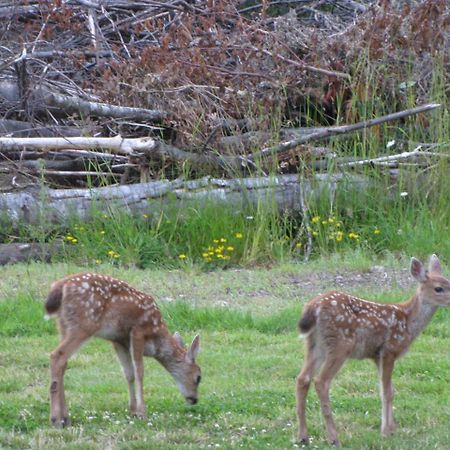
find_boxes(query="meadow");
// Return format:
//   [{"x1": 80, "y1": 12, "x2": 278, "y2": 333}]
[
  {"x1": 1, "y1": 255, "x2": 449, "y2": 449},
  {"x1": 0, "y1": 45, "x2": 449, "y2": 450}
]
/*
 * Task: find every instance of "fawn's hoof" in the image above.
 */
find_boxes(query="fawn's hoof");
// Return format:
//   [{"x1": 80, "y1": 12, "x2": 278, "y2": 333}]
[
  {"x1": 50, "y1": 416, "x2": 69, "y2": 428},
  {"x1": 131, "y1": 411, "x2": 147, "y2": 419},
  {"x1": 330, "y1": 439, "x2": 340, "y2": 447},
  {"x1": 298, "y1": 436, "x2": 309, "y2": 445}
]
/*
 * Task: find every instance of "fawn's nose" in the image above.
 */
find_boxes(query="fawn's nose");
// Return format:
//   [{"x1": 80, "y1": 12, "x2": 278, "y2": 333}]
[{"x1": 186, "y1": 396, "x2": 198, "y2": 405}]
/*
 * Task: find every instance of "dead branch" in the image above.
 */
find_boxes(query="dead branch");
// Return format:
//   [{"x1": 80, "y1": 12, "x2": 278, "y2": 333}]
[
  {"x1": 46, "y1": 93, "x2": 167, "y2": 122},
  {"x1": 248, "y1": 103, "x2": 441, "y2": 161}
]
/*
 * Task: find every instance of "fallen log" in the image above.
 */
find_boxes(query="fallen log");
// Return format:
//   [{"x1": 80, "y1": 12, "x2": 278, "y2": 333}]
[
  {"x1": 0, "y1": 242, "x2": 63, "y2": 265},
  {"x1": 0, "y1": 173, "x2": 368, "y2": 225}
]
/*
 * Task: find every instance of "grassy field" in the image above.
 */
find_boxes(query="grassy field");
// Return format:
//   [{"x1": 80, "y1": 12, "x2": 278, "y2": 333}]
[{"x1": 0, "y1": 254, "x2": 449, "y2": 449}]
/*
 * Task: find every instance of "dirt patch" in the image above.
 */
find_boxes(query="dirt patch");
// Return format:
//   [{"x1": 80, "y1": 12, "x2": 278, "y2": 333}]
[{"x1": 285, "y1": 266, "x2": 412, "y2": 298}]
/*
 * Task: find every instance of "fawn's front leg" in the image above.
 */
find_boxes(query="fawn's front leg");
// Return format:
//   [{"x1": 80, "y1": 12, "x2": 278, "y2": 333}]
[
  {"x1": 113, "y1": 342, "x2": 137, "y2": 415},
  {"x1": 379, "y1": 355, "x2": 396, "y2": 436},
  {"x1": 130, "y1": 330, "x2": 146, "y2": 418}
]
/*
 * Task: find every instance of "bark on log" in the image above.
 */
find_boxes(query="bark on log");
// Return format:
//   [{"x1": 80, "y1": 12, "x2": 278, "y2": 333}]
[
  {"x1": 0, "y1": 119, "x2": 92, "y2": 137},
  {"x1": 0, "y1": 173, "x2": 368, "y2": 225},
  {"x1": 0, "y1": 242, "x2": 63, "y2": 265}
]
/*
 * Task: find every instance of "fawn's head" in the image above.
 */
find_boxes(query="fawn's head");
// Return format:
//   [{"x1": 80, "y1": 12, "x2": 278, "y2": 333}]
[
  {"x1": 411, "y1": 254, "x2": 450, "y2": 306},
  {"x1": 172, "y1": 333, "x2": 201, "y2": 405}
]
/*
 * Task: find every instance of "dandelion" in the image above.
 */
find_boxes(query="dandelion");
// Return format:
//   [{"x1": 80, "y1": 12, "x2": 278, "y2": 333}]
[
  {"x1": 335, "y1": 231, "x2": 344, "y2": 242},
  {"x1": 311, "y1": 216, "x2": 320, "y2": 223},
  {"x1": 220, "y1": 238, "x2": 227, "y2": 243},
  {"x1": 348, "y1": 232, "x2": 359, "y2": 240},
  {"x1": 235, "y1": 232, "x2": 243, "y2": 239},
  {"x1": 226, "y1": 246, "x2": 234, "y2": 251},
  {"x1": 374, "y1": 228, "x2": 381, "y2": 235},
  {"x1": 178, "y1": 254, "x2": 187, "y2": 260},
  {"x1": 216, "y1": 254, "x2": 224, "y2": 259}
]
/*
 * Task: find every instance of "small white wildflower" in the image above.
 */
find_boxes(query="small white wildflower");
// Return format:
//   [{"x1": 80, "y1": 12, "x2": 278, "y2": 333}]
[
  {"x1": 400, "y1": 191, "x2": 408, "y2": 197},
  {"x1": 386, "y1": 140, "x2": 395, "y2": 148}
]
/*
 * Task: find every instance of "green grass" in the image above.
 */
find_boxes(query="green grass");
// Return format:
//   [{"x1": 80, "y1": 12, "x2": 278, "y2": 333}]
[{"x1": 1, "y1": 259, "x2": 449, "y2": 449}]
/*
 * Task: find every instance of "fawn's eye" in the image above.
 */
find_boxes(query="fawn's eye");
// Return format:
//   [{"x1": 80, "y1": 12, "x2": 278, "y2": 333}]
[
  {"x1": 196, "y1": 375, "x2": 202, "y2": 385},
  {"x1": 434, "y1": 286, "x2": 444, "y2": 293}
]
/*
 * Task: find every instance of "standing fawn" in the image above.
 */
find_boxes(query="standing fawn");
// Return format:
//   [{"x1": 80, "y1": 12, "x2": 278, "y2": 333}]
[
  {"x1": 296, "y1": 255, "x2": 450, "y2": 446},
  {"x1": 45, "y1": 273, "x2": 201, "y2": 428}
]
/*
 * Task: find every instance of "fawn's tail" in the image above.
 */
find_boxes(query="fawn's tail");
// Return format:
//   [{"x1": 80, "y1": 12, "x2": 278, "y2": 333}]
[
  {"x1": 298, "y1": 305, "x2": 316, "y2": 336},
  {"x1": 44, "y1": 281, "x2": 64, "y2": 318}
]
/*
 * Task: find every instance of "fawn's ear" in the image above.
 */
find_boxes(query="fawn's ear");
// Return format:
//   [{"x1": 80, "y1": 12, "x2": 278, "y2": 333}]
[
  {"x1": 187, "y1": 335, "x2": 200, "y2": 362},
  {"x1": 428, "y1": 254, "x2": 442, "y2": 275},
  {"x1": 410, "y1": 257, "x2": 427, "y2": 282},
  {"x1": 173, "y1": 331, "x2": 185, "y2": 349}
]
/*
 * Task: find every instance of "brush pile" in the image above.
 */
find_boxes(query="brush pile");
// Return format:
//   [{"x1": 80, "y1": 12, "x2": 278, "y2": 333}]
[{"x1": 0, "y1": 0, "x2": 448, "y2": 191}]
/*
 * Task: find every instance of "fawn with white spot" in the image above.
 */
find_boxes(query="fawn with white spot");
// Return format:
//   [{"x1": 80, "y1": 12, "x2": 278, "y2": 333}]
[
  {"x1": 296, "y1": 255, "x2": 450, "y2": 446},
  {"x1": 45, "y1": 273, "x2": 201, "y2": 428}
]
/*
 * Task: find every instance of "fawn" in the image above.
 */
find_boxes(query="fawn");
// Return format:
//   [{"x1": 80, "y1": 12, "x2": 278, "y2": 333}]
[
  {"x1": 45, "y1": 272, "x2": 201, "y2": 428},
  {"x1": 296, "y1": 254, "x2": 450, "y2": 446}
]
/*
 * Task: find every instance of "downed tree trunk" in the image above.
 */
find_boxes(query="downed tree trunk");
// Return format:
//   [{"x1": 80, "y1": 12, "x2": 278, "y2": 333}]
[
  {"x1": 0, "y1": 173, "x2": 368, "y2": 225},
  {"x1": 0, "y1": 242, "x2": 63, "y2": 265}
]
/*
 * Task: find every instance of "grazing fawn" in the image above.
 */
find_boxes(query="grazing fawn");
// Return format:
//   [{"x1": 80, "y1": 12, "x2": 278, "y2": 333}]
[
  {"x1": 296, "y1": 255, "x2": 450, "y2": 446},
  {"x1": 45, "y1": 273, "x2": 201, "y2": 428}
]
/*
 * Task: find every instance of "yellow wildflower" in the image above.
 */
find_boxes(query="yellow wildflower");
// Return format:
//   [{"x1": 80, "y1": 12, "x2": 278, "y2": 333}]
[
  {"x1": 178, "y1": 254, "x2": 187, "y2": 260},
  {"x1": 100, "y1": 230, "x2": 105, "y2": 235},
  {"x1": 295, "y1": 242, "x2": 302, "y2": 248},
  {"x1": 235, "y1": 232, "x2": 243, "y2": 239},
  {"x1": 311, "y1": 216, "x2": 320, "y2": 223},
  {"x1": 335, "y1": 231, "x2": 343, "y2": 242},
  {"x1": 321, "y1": 220, "x2": 328, "y2": 225},
  {"x1": 328, "y1": 217, "x2": 335, "y2": 223},
  {"x1": 220, "y1": 238, "x2": 227, "y2": 243},
  {"x1": 226, "y1": 246, "x2": 234, "y2": 251},
  {"x1": 374, "y1": 228, "x2": 381, "y2": 235},
  {"x1": 202, "y1": 252, "x2": 209, "y2": 258},
  {"x1": 312, "y1": 231, "x2": 319, "y2": 236},
  {"x1": 143, "y1": 213, "x2": 149, "y2": 219},
  {"x1": 348, "y1": 232, "x2": 359, "y2": 240},
  {"x1": 213, "y1": 239, "x2": 219, "y2": 244}
]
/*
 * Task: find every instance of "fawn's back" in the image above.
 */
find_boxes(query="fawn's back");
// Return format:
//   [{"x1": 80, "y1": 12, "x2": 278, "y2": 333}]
[
  {"x1": 300, "y1": 291, "x2": 411, "y2": 360},
  {"x1": 46, "y1": 273, "x2": 163, "y2": 342}
]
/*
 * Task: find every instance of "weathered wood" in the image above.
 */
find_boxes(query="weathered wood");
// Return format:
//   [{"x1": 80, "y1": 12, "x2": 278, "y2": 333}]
[
  {"x1": 0, "y1": 242, "x2": 63, "y2": 265},
  {"x1": 0, "y1": 173, "x2": 368, "y2": 225},
  {"x1": 248, "y1": 103, "x2": 442, "y2": 161}
]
